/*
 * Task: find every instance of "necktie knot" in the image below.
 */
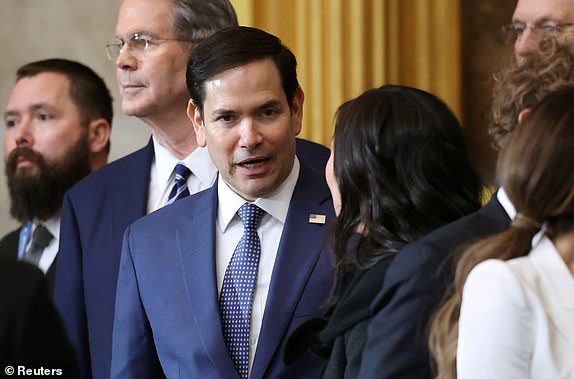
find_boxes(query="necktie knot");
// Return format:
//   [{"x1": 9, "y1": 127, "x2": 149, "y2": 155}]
[
  {"x1": 167, "y1": 162, "x2": 192, "y2": 205},
  {"x1": 24, "y1": 224, "x2": 53, "y2": 266},
  {"x1": 237, "y1": 203, "x2": 264, "y2": 230},
  {"x1": 174, "y1": 162, "x2": 192, "y2": 182},
  {"x1": 31, "y1": 224, "x2": 53, "y2": 250}
]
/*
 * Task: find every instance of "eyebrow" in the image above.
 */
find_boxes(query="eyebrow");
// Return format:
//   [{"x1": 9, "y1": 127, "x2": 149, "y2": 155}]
[
  {"x1": 4, "y1": 103, "x2": 55, "y2": 119},
  {"x1": 210, "y1": 100, "x2": 284, "y2": 117},
  {"x1": 115, "y1": 30, "x2": 155, "y2": 40},
  {"x1": 257, "y1": 100, "x2": 283, "y2": 110},
  {"x1": 513, "y1": 14, "x2": 562, "y2": 24}
]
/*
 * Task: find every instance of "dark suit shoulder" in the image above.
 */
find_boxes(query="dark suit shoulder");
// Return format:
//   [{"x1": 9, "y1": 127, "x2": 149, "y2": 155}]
[
  {"x1": 0, "y1": 256, "x2": 44, "y2": 300},
  {"x1": 66, "y1": 139, "x2": 153, "y2": 196},
  {"x1": 388, "y1": 196, "x2": 510, "y2": 280},
  {"x1": 0, "y1": 257, "x2": 79, "y2": 372},
  {"x1": 130, "y1": 185, "x2": 214, "y2": 232},
  {"x1": 0, "y1": 227, "x2": 21, "y2": 260},
  {"x1": 295, "y1": 161, "x2": 331, "y2": 203},
  {"x1": 295, "y1": 138, "x2": 330, "y2": 173}
]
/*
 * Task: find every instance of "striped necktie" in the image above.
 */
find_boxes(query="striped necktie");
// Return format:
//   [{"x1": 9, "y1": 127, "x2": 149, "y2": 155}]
[
  {"x1": 220, "y1": 203, "x2": 265, "y2": 378},
  {"x1": 166, "y1": 162, "x2": 192, "y2": 205}
]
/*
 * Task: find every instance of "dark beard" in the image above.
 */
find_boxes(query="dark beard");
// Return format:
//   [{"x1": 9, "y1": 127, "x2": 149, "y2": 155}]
[{"x1": 5, "y1": 135, "x2": 91, "y2": 223}]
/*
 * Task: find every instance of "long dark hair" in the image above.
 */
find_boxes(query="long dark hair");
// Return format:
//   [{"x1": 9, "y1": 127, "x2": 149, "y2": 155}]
[{"x1": 326, "y1": 85, "x2": 482, "y2": 308}]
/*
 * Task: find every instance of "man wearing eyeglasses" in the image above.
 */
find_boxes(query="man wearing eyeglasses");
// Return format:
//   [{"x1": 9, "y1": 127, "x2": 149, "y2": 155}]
[
  {"x1": 54, "y1": 1, "x2": 329, "y2": 378},
  {"x1": 508, "y1": 0, "x2": 574, "y2": 64}
]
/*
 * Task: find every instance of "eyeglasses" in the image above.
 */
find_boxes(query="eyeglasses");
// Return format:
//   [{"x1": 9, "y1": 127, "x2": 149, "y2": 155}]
[
  {"x1": 105, "y1": 32, "x2": 194, "y2": 60},
  {"x1": 501, "y1": 21, "x2": 574, "y2": 45}
]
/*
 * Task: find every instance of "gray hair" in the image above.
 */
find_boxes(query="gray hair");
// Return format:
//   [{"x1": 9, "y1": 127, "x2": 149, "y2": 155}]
[{"x1": 170, "y1": 0, "x2": 238, "y2": 42}]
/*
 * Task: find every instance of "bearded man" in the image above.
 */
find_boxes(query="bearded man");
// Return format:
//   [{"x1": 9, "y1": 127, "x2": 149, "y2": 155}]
[{"x1": 0, "y1": 59, "x2": 112, "y2": 295}]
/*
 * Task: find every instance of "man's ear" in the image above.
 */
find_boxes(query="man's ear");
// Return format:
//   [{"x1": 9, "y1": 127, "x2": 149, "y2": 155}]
[
  {"x1": 290, "y1": 87, "x2": 304, "y2": 136},
  {"x1": 88, "y1": 118, "x2": 111, "y2": 155},
  {"x1": 187, "y1": 100, "x2": 206, "y2": 147},
  {"x1": 518, "y1": 108, "x2": 531, "y2": 125}
]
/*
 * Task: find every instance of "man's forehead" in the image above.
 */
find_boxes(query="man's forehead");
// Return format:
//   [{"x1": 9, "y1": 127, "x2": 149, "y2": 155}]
[
  {"x1": 116, "y1": 0, "x2": 173, "y2": 36},
  {"x1": 513, "y1": 0, "x2": 574, "y2": 22}
]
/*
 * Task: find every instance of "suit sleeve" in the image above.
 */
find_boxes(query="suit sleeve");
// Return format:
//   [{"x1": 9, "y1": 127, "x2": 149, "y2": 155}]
[
  {"x1": 110, "y1": 226, "x2": 164, "y2": 379},
  {"x1": 457, "y1": 259, "x2": 532, "y2": 378},
  {"x1": 53, "y1": 193, "x2": 92, "y2": 378},
  {"x1": 358, "y1": 244, "x2": 446, "y2": 379}
]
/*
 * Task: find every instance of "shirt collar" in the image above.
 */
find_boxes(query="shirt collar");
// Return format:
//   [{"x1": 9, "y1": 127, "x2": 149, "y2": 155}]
[
  {"x1": 497, "y1": 187, "x2": 516, "y2": 219},
  {"x1": 217, "y1": 157, "x2": 300, "y2": 232},
  {"x1": 152, "y1": 136, "x2": 217, "y2": 189}
]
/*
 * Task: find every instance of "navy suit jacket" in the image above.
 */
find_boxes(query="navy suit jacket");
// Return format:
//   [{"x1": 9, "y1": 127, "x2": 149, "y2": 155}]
[
  {"x1": 54, "y1": 138, "x2": 329, "y2": 379},
  {"x1": 111, "y1": 162, "x2": 334, "y2": 378},
  {"x1": 358, "y1": 195, "x2": 511, "y2": 379}
]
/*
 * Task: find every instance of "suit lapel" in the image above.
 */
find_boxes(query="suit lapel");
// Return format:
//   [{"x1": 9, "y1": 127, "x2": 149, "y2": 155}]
[
  {"x1": 251, "y1": 164, "x2": 333, "y2": 378},
  {"x1": 175, "y1": 184, "x2": 239, "y2": 377},
  {"x1": 530, "y1": 238, "x2": 574, "y2": 348},
  {"x1": 112, "y1": 139, "x2": 154, "y2": 258}
]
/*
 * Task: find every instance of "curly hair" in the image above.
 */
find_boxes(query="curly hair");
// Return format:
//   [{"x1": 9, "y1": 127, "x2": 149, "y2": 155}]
[
  {"x1": 429, "y1": 86, "x2": 574, "y2": 379},
  {"x1": 489, "y1": 37, "x2": 574, "y2": 151},
  {"x1": 325, "y1": 85, "x2": 483, "y2": 309}
]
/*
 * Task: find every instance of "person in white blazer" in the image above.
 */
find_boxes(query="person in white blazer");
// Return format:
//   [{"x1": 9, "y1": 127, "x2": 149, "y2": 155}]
[{"x1": 429, "y1": 86, "x2": 574, "y2": 379}]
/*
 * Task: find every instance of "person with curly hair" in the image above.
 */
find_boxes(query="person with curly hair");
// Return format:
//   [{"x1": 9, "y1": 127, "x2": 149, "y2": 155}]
[
  {"x1": 360, "y1": 37, "x2": 574, "y2": 379},
  {"x1": 490, "y1": 37, "x2": 574, "y2": 152},
  {"x1": 430, "y1": 86, "x2": 574, "y2": 379}
]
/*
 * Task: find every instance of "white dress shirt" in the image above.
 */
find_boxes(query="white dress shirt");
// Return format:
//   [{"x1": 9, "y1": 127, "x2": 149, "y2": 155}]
[
  {"x1": 457, "y1": 235, "x2": 574, "y2": 378},
  {"x1": 147, "y1": 137, "x2": 217, "y2": 213},
  {"x1": 21, "y1": 214, "x2": 60, "y2": 274},
  {"x1": 216, "y1": 158, "x2": 300, "y2": 375},
  {"x1": 496, "y1": 187, "x2": 515, "y2": 220}
]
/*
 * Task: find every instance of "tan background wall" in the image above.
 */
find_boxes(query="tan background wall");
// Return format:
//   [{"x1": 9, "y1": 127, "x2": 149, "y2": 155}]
[
  {"x1": 0, "y1": 1, "x2": 149, "y2": 235},
  {"x1": 0, "y1": 0, "x2": 513, "y2": 236}
]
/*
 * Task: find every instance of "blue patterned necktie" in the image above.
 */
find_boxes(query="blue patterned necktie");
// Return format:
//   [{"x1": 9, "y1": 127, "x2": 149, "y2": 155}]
[
  {"x1": 220, "y1": 203, "x2": 265, "y2": 379},
  {"x1": 166, "y1": 162, "x2": 192, "y2": 205}
]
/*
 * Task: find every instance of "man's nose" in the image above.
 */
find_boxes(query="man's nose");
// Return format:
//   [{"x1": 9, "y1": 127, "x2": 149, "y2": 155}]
[{"x1": 515, "y1": 27, "x2": 539, "y2": 64}]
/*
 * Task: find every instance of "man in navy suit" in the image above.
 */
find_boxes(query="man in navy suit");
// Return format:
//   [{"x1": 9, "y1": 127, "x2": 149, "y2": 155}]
[
  {"x1": 110, "y1": 26, "x2": 334, "y2": 378},
  {"x1": 55, "y1": 1, "x2": 328, "y2": 378}
]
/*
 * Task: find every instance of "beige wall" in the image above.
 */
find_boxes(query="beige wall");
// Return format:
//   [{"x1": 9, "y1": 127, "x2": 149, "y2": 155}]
[{"x1": 0, "y1": 1, "x2": 150, "y2": 235}]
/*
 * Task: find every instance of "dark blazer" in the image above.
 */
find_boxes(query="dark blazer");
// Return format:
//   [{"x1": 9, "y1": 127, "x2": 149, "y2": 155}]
[
  {"x1": 0, "y1": 227, "x2": 57, "y2": 296},
  {"x1": 358, "y1": 195, "x2": 511, "y2": 379},
  {"x1": 0, "y1": 256, "x2": 79, "y2": 375},
  {"x1": 0, "y1": 228, "x2": 20, "y2": 260},
  {"x1": 54, "y1": 138, "x2": 329, "y2": 379},
  {"x1": 111, "y1": 162, "x2": 334, "y2": 378},
  {"x1": 286, "y1": 255, "x2": 394, "y2": 379}
]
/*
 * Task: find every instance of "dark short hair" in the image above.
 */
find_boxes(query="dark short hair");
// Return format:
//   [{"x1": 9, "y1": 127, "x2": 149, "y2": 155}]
[
  {"x1": 170, "y1": 0, "x2": 238, "y2": 42},
  {"x1": 186, "y1": 26, "x2": 299, "y2": 117},
  {"x1": 326, "y1": 85, "x2": 483, "y2": 307},
  {"x1": 16, "y1": 58, "x2": 113, "y2": 152}
]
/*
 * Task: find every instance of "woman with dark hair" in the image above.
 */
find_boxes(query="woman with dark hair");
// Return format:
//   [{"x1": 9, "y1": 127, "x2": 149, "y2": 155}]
[
  {"x1": 285, "y1": 84, "x2": 483, "y2": 378},
  {"x1": 429, "y1": 87, "x2": 574, "y2": 379}
]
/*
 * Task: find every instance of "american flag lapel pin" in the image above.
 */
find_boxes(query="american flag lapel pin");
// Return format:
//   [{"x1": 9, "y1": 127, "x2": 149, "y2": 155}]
[{"x1": 308, "y1": 213, "x2": 326, "y2": 224}]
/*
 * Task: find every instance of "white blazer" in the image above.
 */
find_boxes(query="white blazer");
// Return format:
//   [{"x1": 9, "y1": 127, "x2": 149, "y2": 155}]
[{"x1": 457, "y1": 235, "x2": 574, "y2": 379}]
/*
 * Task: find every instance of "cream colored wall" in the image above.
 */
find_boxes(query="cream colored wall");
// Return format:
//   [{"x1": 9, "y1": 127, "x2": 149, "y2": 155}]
[{"x1": 0, "y1": 1, "x2": 150, "y2": 235}]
